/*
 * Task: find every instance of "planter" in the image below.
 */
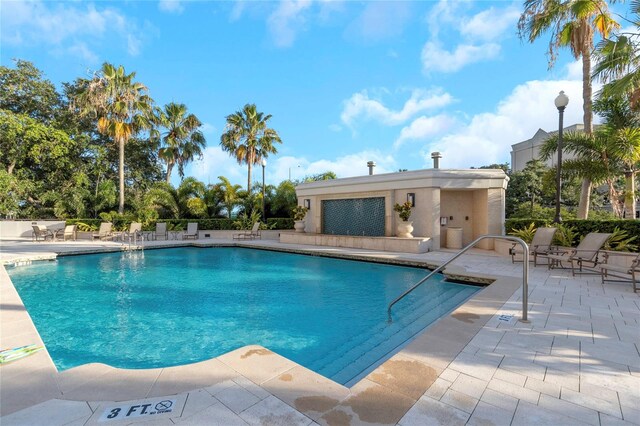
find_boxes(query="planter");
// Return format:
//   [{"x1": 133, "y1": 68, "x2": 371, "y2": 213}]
[
  {"x1": 294, "y1": 220, "x2": 306, "y2": 233},
  {"x1": 396, "y1": 221, "x2": 414, "y2": 238}
]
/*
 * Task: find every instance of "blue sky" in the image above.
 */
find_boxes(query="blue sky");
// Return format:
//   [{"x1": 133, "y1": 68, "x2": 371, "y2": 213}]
[{"x1": 2, "y1": 0, "x2": 629, "y2": 188}]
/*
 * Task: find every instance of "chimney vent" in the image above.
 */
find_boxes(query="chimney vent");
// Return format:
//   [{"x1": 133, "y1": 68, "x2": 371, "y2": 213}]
[
  {"x1": 431, "y1": 152, "x2": 442, "y2": 169},
  {"x1": 367, "y1": 161, "x2": 376, "y2": 175}
]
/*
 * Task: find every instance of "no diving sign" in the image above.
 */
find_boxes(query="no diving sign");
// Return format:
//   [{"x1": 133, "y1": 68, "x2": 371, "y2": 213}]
[{"x1": 90, "y1": 394, "x2": 186, "y2": 424}]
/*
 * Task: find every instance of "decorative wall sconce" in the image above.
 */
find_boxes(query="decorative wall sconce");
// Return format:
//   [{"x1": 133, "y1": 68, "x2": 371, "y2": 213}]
[
  {"x1": 407, "y1": 193, "x2": 415, "y2": 207},
  {"x1": 304, "y1": 199, "x2": 311, "y2": 209}
]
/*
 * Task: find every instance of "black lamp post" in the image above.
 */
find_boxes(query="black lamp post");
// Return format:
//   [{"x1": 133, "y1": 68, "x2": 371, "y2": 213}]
[
  {"x1": 554, "y1": 90, "x2": 569, "y2": 223},
  {"x1": 261, "y1": 158, "x2": 267, "y2": 222}
]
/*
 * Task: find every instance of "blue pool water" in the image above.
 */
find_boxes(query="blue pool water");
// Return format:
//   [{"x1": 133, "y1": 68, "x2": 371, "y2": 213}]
[{"x1": 8, "y1": 247, "x2": 479, "y2": 385}]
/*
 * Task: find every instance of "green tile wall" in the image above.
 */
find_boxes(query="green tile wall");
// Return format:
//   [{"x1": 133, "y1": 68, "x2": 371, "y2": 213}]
[{"x1": 321, "y1": 197, "x2": 385, "y2": 236}]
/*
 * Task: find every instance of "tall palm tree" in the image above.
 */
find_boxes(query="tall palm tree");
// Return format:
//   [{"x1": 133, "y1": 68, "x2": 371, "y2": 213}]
[
  {"x1": 518, "y1": 0, "x2": 619, "y2": 219},
  {"x1": 593, "y1": 1, "x2": 640, "y2": 108},
  {"x1": 74, "y1": 63, "x2": 154, "y2": 214},
  {"x1": 156, "y1": 102, "x2": 206, "y2": 184},
  {"x1": 219, "y1": 104, "x2": 282, "y2": 192}
]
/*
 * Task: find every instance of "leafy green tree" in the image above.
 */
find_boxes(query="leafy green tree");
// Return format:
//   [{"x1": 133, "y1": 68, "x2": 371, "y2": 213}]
[
  {"x1": 155, "y1": 102, "x2": 206, "y2": 183},
  {"x1": 74, "y1": 63, "x2": 155, "y2": 214},
  {"x1": 518, "y1": 0, "x2": 619, "y2": 219},
  {"x1": 271, "y1": 180, "x2": 297, "y2": 217},
  {"x1": 220, "y1": 104, "x2": 282, "y2": 192},
  {"x1": 0, "y1": 59, "x2": 61, "y2": 122},
  {"x1": 506, "y1": 160, "x2": 546, "y2": 217},
  {"x1": 145, "y1": 177, "x2": 207, "y2": 219},
  {"x1": 0, "y1": 169, "x2": 32, "y2": 218},
  {"x1": 213, "y1": 176, "x2": 243, "y2": 218}
]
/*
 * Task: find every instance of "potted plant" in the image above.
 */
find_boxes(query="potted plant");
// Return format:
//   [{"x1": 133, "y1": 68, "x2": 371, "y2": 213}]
[
  {"x1": 394, "y1": 201, "x2": 414, "y2": 238},
  {"x1": 292, "y1": 205, "x2": 309, "y2": 233}
]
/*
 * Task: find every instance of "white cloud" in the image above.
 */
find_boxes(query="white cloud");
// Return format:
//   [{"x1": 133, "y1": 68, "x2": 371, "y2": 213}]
[
  {"x1": 341, "y1": 89, "x2": 454, "y2": 127},
  {"x1": 229, "y1": 1, "x2": 246, "y2": 21},
  {"x1": 189, "y1": 146, "x2": 246, "y2": 187},
  {"x1": 158, "y1": 0, "x2": 184, "y2": 14},
  {"x1": 393, "y1": 114, "x2": 457, "y2": 149},
  {"x1": 345, "y1": 1, "x2": 412, "y2": 42},
  {"x1": 294, "y1": 150, "x2": 398, "y2": 179},
  {"x1": 426, "y1": 0, "x2": 465, "y2": 38},
  {"x1": 459, "y1": 5, "x2": 520, "y2": 42},
  {"x1": 421, "y1": 41, "x2": 501, "y2": 73},
  {"x1": 267, "y1": 0, "x2": 312, "y2": 48},
  {"x1": 200, "y1": 123, "x2": 217, "y2": 136},
  {"x1": 0, "y1": 1, "x2": 151, "y2": 61},
  {"x1": 419, "y1": 79, "x2": 589, "y2": 169},
  {"x1": 565, "y1": 60, "x2": 583, "y2": 80}
]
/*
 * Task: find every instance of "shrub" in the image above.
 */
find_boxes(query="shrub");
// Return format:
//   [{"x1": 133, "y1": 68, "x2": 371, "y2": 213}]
[{"x1": 393, "y1": 202, "x2": 412, "y2": 221}]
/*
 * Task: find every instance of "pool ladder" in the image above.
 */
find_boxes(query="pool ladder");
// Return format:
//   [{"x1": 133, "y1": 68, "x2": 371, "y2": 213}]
[
  {"x1": 387, "y1": 235, "x2": 529, "y2": 323},
  {"x1": 121, "y1": 231, "x2": 145, "y2": 252}
]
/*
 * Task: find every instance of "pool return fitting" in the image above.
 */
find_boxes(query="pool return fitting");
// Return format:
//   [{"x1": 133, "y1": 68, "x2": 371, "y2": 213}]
[{"x1": 387, "y1": 235, "x2": 529, "y2": 323}]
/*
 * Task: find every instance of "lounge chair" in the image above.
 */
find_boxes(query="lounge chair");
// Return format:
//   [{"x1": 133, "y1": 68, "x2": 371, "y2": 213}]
[
  {"x1": 233, "y1": 222, "x2": 261, "y2": 240},
  {"x1": 510, "y1": 227, "x2": 557, "y2": 265},
  {"x1": 93, "y1": 222, "x2": 114, "y2": 241},
  {"x1": 546, "y1": 232, "x2": 612, "y2": 276},
  {"x1": 54, "y1": 225, "x2": 77, "y2": 241},
  {"x1": 32, "y1": 225, "x2": 53, "y2": 242},
  {"x1": 183, "y1": 222, "x2": 198, "y2": 240},
  {"x1": 120, "y1": 222, "x2": 142, "y2": 243},
  {"x1": 600, "y1": 252, "x2": 640, "y2": 293},
  {"x1": 154, "y1": 222, "x2": 168, "y2": 241}
]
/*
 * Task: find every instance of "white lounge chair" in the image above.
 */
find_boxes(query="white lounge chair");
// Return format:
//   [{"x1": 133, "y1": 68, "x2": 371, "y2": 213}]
[
  {"x1": 233, "y1": 222, "x2": 261, "y2": 240},
  {"x1": 93, "y1": 222, "x2": 114, "y2": 241},
  {"x1": 510, "y1": 227, "x2": 557, "y2": 265},
  {"x1": 54, "y1": 225, "x2": 77, "y2": 241},
  {"x1": 183, "y1": 222, "x2": 198, "y2": 240},
  {"x1": 154, "y1": 222, "x2": 168, "y2": 240},
  {"x1": 600, "y1": 252, "x2": 640, "y2": 293},
  {"x1": 547, "y1": 232, "x2": 612, "y2": 275},
  {"x1": 32, "y1": 225, "x2": 53, "y2": 242}
]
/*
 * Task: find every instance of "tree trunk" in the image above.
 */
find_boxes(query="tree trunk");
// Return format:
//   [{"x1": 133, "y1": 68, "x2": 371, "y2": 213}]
[
  {"x1": 166, "y1": 162, "x2": 174, "y2": 184},
  {"x1": 247, "y1": 149, "x2": 254, "y2": 193},
  {"x1": 577, "y1": 47, "x2": 594, "y2": 219},
  {"x1": 624, "y1": 171, "x2": 636, "y2": 219},
  {"x1": 7, "y1": 160, "x2": 16, "y2": 175},
  {"x1": 577, "y1": 179, "x2": 592, "y2": 219},
  {"x1": 118, "y1": 137, "x2": 125, "y2": 214}
]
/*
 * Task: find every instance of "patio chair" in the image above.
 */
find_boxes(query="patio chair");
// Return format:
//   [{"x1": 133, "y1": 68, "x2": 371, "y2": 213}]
[
  {"x1": 120, "y1": 222, "x2": 142, "y2": 243},
  {"x1": 32, "y1": 225, "x2": 53, "y2": 242},
  {"x1": 183, "y1": 222, "x2": 198, "y2": 240},
  {"x1": 546, "y1": 232, "x2": 612, "y2": 276},
  {"x1": 54, "y1": 225, "x2": 77, "y2": 241},
  {"x1": 510, "y1": 227, "x2": 557, "y2": 265},
  {"x1": 154, "y1": 222, "x2": 168, "y2": 241},
  {"x1": 599, "y1": 252, "x2": 640, "y2": 293},
  {"x1": 233, "y1": 222, "x2": 261, "y2": 240},
  {"x1": 93, "y1": 222, "x2": 114, "y2": 241}
]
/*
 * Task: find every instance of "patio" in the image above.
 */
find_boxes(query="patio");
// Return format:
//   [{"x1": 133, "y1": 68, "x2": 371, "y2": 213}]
[{"x1": 1, "y1": 237, "x2": 638, "y2": 425}]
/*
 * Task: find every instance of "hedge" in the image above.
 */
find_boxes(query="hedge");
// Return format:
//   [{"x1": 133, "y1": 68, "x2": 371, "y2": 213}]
[
  {"x1": 66, "y1": 218, "x2": 295, "y2": 231},
  {"x1": 506, "y1": 219, "x2": 640, "y2": 251}
]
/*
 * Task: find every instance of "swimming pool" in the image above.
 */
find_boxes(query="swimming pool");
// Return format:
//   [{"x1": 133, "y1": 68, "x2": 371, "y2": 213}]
[{"x1": 8, "y1": 247, "x2": 480, "y2": 385}]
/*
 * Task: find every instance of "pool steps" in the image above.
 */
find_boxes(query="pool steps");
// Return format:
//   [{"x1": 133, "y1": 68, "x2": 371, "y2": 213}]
[{"x1": 306, "y1": 285, "x2": 474, "y2": 384}]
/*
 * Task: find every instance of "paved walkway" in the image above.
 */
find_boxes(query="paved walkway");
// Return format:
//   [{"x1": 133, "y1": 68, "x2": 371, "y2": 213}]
[{"x1": 1, "y1": 238, "x2": 638, "y2": 425}]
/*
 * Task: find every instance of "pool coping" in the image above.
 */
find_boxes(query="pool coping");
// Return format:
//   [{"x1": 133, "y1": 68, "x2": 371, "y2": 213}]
[{"x1": 0, "y1": 240, "x2": 521, "y2": 423}]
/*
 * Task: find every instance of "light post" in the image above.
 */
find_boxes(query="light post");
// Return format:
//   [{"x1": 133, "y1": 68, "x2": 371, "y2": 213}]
[
  {"x1": 262, "y1": 158, "x2": 267, "y2": 222},
  {"x1": 554, "y1": 90, "x2": 569, "y2": 224}
]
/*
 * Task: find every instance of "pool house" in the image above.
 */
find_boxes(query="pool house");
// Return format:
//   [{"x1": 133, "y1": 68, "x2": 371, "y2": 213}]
[{"x1": 286, "y1": 166, "x2": 509, "y2": 252}]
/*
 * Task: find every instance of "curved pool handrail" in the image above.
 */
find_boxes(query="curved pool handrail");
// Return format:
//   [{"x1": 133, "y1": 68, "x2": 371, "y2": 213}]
[{"x1": 387, "y1": 235, "x2": 529, "y2": 323}]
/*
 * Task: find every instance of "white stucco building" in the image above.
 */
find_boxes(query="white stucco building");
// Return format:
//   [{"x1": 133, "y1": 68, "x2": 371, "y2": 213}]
[
  {"x1": 510, "y1": 124, "x2": 584, "y2": 171},
  {"x1": 289, "y1": 168, "x2": 509, "y2": 252}
]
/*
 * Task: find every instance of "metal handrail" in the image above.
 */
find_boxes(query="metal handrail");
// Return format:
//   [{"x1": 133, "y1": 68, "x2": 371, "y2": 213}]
[{"x1": 387, "y1": 235, "x2": 529, "y2": 323}]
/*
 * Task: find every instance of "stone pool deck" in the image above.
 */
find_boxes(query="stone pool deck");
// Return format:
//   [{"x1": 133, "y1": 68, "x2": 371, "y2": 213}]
[{"x1": 0, "y1": 237, "x2": 638, "y2": 425}]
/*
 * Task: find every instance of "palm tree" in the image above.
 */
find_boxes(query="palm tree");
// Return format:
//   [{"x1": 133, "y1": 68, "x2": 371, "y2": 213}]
[
  {"x1": 156, "y1": 102, "x2": 206, "y2": 184},
  {"x1": 220, "y1": 104, "x2": 282, "y2": 192},
  {"x1": 518, "y1": 0, "x2": 619, "y2": 219},
  {"x1": 145, "y1": 177, "x2": 207, "y2": 219},
  {"x1": 592, "y1": 1, "x2": 640, "y2": 108},
  {"x1": 74, "y1": 63, "x2": 154, "y2": 214},
  {"x1": 214, "y1": 176, "x2": 243, "y2": 218}
]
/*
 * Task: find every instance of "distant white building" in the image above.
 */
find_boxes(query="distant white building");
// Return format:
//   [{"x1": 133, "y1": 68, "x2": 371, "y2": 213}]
[{"x1": 510, "y1": 124, "x2": 585, "y2": 172}]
